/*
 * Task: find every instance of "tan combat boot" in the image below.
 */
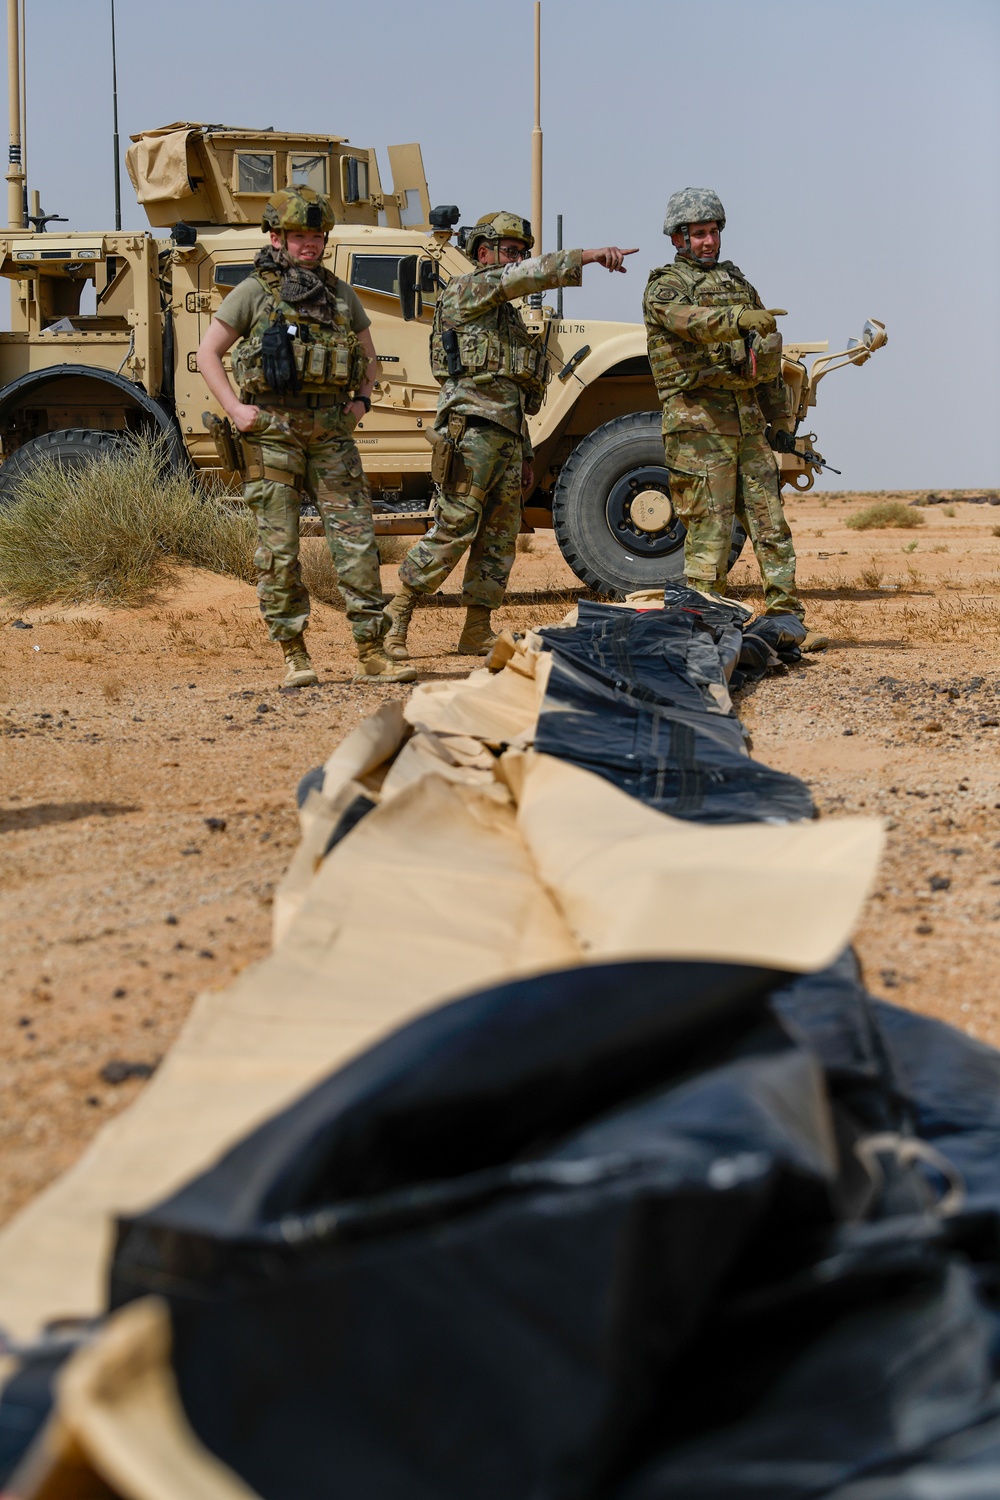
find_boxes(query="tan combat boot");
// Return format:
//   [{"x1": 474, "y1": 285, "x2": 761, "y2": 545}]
[
  {"x1": 281, "y1": 634, "x2": 319, "y2": 688},
  {"x1": 457, "y1": 605, "x2": 498, "y2": 656},
  {"x1": 354, "y1": 641, "x2": 418, "y2": 683},
  {"x1": 384, "y1": 585, "x2": 419, "y2": 660},
  {"x1": 801, "y1": 628, "x2": 830, "y2": 652}
]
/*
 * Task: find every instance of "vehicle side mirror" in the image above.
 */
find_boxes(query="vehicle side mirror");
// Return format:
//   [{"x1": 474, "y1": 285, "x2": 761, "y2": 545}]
[
  {"x1": 419, "y1": 258, "x2": 438, "y2": 293},
  {"x1": 396, "y1": 255, "x2": 417, "y2": 321},
  {"x1": 862, "y1": 318, "x2": 887, "y2": 351}
]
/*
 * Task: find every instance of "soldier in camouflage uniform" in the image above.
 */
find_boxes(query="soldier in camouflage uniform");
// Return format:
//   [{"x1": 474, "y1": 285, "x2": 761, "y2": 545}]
[
  {"x1": 197, "y1": 186, "x2": 415, "y2": 687},
  {"x1": 385, "y1": 213, "x2": 637, "y2": 659},
  {"x1": 643, "y1": 188, "x2": 827, "y2": 649}
]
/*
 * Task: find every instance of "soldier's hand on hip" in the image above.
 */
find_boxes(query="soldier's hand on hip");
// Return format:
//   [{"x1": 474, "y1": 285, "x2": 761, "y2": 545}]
[
  {"x1": 344, "y1": 399, "x2": 367, "y2": 425},
  {"x1": 582, "y1": 246, "x2": 640, "y2": 273},
  {"x1": 737, "y1": 308, "x2": 787, "y2": 336},
  {"x1": 231, "y1": 402, "x2": 262, "y2": 433}
]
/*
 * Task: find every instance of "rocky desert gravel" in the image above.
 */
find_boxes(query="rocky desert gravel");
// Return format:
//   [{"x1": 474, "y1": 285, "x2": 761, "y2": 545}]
[{"x1": 1, "y1": 489, "x2": 998, "y2": 1225}]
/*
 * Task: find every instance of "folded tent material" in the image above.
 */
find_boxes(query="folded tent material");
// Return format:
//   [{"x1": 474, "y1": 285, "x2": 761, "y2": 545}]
[
  {"x1": 534, "y1": 599, "x2": 815, "y2": 823},
  {"x1": 94, "y1": 953, "x2": 1000, "y2": 1500}
]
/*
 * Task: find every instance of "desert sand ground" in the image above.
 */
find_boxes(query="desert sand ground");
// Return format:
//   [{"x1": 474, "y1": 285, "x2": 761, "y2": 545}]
[{"x1": 1, "y1": 489, "x2": 998, "y2": 1225}]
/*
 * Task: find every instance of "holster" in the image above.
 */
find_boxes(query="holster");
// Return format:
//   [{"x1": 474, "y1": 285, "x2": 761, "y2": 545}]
[
  {"x1": 427, "y1": 413, "x2": 469, "y2": 491},
  {"x1": 201, "y1": 412, "x2": 241, "y2": 472},
  {"x1": 201, "y1": 412, "x2": 302, "y2": 490}
]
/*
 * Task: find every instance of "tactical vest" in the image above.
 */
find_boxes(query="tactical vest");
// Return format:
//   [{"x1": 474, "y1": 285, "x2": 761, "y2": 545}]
[
  {"x1": 645, "y1": 258, "x2": 783, "y2": 402},
  {"x1": 429, "y1": 269, "x2": 550, "y2": 415},
  {"x1": 231, "y1": 269, "x2": 367, "y2": 399}
]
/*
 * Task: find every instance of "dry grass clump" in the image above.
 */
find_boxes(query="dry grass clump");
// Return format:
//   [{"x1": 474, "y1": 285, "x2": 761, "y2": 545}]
[
  {"x1": 299, "y1": 537, "x2": 345, "y2": 609},
  {"x1": 376, "y1": 535, "x2": 414, "y2": 566},
  {"x1": 0, "y1": 434, "x2": 256, "y2": 606},
  {"x1": 846, "y1": 502, "x2": 925, "y2": 531}
]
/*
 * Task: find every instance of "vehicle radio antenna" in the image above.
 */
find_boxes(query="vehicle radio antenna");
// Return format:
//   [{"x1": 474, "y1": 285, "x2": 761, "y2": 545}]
[
  {"x1": 531, "y1": 0, "x2": 542, "y2": 257},
  {"x1": 5, "y1": 0, "x2": 25, "y2": 228},
  {"x1": 111, "y1": 0, "x2": 121, "y2": 231}
]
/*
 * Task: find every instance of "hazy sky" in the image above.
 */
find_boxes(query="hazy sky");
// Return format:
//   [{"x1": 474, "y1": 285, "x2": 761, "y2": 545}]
[{"x1": 6, "y1": 0, "x2": 999, "y2": 489}]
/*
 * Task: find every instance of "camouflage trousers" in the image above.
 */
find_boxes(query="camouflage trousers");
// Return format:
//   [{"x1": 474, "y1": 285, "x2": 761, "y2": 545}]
[
  {"x1": 398, "y1": 419, "x2": 522, "y2": 609},
  {"x1": 663, "y1": 428, "x2": 803, "y2": 617},
  {"x1": 242, "y1": 403, "x2": 386, "y2": 645}
]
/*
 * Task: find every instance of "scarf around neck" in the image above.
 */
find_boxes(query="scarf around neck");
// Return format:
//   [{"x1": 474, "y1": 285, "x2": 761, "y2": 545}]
[{"x1": 254, "y1": 245, "x2": 338, "y2": 326}]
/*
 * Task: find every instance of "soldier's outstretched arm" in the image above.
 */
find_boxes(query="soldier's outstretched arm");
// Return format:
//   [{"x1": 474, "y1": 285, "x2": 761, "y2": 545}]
[
  {"x1": 456, "y1": 246, "x2": 637, "y2": 319},
  {"x1": 581, "y1": 247, "x2": 639, "y2": 272}
]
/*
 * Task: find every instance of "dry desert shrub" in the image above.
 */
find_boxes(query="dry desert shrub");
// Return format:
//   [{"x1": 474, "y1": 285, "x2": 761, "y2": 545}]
[
  {"x1": 299, "y1": 537, "x2": 345, "y2": 609},
  {"x1": 72, "y1": 618, "x2": 105, "y2": 640},
  {"x1": 858, "y1": 561, "x2": 885, "y2": 590},
  {"x1": 0, "y1": 434, "x2": 256, "y2": 607},
  {"x1": 376, "y1": 535, "x2": 413, "y2": 566},
  {"x1": 211, "y1": 608, "x2": 269, "y2": 653},
  {"x1": 846, "y1": 502, "x2": 925, "y2": 531}
]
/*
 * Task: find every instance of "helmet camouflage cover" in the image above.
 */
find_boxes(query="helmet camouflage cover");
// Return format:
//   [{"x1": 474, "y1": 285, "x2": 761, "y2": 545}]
[
  {"x1": 663, "y1": 188, "x2": 726, "y2": 236},
  {"x1": 262, "y1": 186, "x2": 336, "y2": 235},
  {"x1": 465, "y1": 210, "x2": 534, "y2": 262}
]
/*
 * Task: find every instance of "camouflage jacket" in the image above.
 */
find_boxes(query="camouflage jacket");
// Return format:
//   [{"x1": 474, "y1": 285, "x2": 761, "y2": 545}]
[
  {"x1": 643, "y1": 253, "x2": 788, "y2": 437},
  {"x1": 432, "y1": 248, "x2": 584, "y2": 456}
]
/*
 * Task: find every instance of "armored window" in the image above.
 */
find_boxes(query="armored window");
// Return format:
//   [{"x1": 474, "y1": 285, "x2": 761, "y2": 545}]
[
  {"x1": 289, "y1": 154, "x2": 327, "y2": 194},
  {"x1": 398, "y1": 190, "x2": 424, "y2": 227},
  {"x1": 235, "y1": 153, "x2": 275, "y2": 195},
  {"x1": 350, "y1": 255, "x2": 404, "y2": 297},
  {"x1": 340, "y1": 156, "x2": 370, "y2": 205},
  {"x1": 213, "y1": 264, "x2": 254, "y2": 288}
]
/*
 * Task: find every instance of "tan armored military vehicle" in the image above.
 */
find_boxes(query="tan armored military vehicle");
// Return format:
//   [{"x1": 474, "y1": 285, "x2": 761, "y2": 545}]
[{"x1": 0, "y1": 122, "x2": 886, "y2": 595}]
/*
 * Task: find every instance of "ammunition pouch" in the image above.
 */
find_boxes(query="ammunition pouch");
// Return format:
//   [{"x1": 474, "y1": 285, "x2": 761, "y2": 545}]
[
  {"x1": 232, "y1": 270, "x2": 368, "y2": 401},
  {"x1": 430, "y1": 300, "x2": 549, "y2": 409},
  {"x1": 751, "y1": 329, "x2": 783, "y2": 384}
]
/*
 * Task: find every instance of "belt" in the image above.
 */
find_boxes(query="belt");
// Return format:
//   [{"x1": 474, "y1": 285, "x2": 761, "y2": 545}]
[{"x1": 259, "y1": 393, "x2": 345, "y2": 411}]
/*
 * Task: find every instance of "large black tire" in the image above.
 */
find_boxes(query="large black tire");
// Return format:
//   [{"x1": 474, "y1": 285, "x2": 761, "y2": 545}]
[
  {"x1": 0, "y1": 428, "x2": 124, "y2": 507},
  {"x1": 552, "y1": 411, "x2": 746, "y2": 597}
]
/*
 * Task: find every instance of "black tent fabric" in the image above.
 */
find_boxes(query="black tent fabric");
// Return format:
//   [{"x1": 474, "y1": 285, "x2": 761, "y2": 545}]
[
  {"x1": 533, "y1": 599, "x2": 815, "y2": 823},
  {"x1": 110, "y1": 955, "x2": 1000, "y2": 1500}
]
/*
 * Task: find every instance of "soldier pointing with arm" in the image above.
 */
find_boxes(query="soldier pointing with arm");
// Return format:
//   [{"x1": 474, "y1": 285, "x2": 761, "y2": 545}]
[
  {"x1": 643, "y1": 188, "x2": 827, "y2": 649},
  {"x1": 197, "y1": 187, "x2": 415, "y2": 689},
  {"x1": 384, "y1": 213, "x2": 638, "y2": 661}
]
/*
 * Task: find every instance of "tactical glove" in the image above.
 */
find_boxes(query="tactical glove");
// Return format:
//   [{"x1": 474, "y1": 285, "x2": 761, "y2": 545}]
[
  {"x1": 737, "y1": 307, "x2": 787, "y2": 336},
  {"x1": 260, "y1": 317, "x2": 300, "y2": 398},
  {"x1": 768, "y1": 428, "x2": 798, "y2": 454}
]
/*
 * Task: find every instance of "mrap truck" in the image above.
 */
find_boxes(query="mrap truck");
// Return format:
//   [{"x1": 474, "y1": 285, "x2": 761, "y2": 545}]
[{"x1": 0, "y1": 122, "x2": 885, "y2": 594}]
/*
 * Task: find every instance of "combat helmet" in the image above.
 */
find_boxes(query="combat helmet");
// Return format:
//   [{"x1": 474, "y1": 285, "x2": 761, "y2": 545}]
[
  {"x1": 462, "y1": 211, "x2": 534, "y2": 263},
  {"x1": 262, "y1": 186, "x2": 336, "y2": 235},
  {"x1": 663, "y1": 188, "x2": 726, "y2": 237}
]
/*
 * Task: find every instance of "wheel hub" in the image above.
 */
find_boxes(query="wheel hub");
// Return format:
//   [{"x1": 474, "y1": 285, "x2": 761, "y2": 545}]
[
  {"x1": 605, "y1": 465, "x2": 685, "y2": 558},
  {"x1": 629, "y1": 487, "x2": 673, "y2": 533}
]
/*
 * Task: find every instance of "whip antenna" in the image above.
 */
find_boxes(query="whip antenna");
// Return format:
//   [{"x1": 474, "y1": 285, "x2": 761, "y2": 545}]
[{"x1": 111, "y1": 0, "x2": 121, "y2": 230}]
